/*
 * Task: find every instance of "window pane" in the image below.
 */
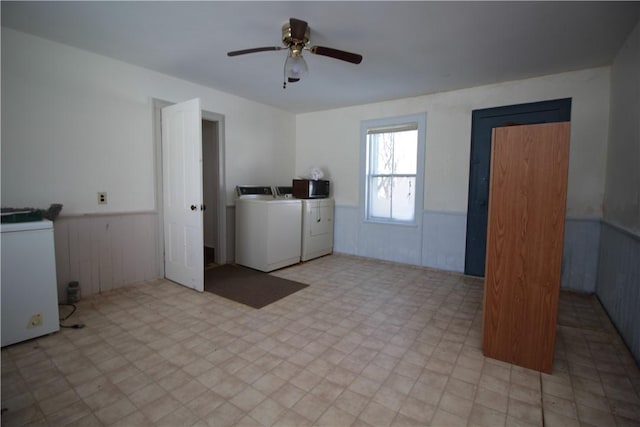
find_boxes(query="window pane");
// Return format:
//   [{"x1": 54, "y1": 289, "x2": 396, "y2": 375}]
[
  {"x1": 369, "y1": 134, "x2": 392, "y2": 174},
  {"x1": 369, "y1": 176, "x2": 391, "y2": 218},
  {"x1": 391, "y1": 177, "x2": 415, "y2": 221},
  {"x1": 393, "y1": 130, "x2": 418, "y2": 174}
]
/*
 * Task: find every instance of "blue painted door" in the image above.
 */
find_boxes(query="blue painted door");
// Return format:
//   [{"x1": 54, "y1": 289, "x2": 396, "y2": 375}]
[{"x1": 464, "y1": 98, "x2": 572, "y2": 277}]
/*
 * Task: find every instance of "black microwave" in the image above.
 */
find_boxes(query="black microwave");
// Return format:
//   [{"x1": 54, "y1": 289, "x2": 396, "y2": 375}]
[{"x1": 292, "y1": 179, "x2": 330, "y2": 199}]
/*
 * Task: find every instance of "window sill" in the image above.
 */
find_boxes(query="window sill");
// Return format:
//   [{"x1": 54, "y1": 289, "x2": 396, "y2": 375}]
[{"x1": 364, "y1": 218, "x2": 418, "y2": 228}]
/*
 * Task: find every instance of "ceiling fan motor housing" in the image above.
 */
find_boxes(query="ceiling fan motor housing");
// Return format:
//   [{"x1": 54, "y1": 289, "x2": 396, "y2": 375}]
[{"x1": 282, "y1": 21, "x2": 310, "y2": 55}]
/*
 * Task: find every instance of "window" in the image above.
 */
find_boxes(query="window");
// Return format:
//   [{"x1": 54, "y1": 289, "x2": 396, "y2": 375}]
[{"x1": 362, "y1": 114, "x2": 425, "y2": 224}]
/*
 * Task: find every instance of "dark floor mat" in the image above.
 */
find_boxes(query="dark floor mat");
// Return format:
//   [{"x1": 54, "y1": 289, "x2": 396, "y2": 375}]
[{"x1": 204, "y1": 264, "x2": 308, "y2": 309}]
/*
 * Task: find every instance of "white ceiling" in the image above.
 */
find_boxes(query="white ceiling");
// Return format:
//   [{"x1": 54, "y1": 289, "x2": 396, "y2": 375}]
[{"x1": 2, "y1": 1, "x2": 639, "y2": 113}]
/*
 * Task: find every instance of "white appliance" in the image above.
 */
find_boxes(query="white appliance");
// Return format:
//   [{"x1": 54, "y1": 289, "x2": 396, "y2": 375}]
[
  {"x1": 1, "y1": 220, "x2": 60, "y2": 346},
  {"x1": 235, "y1": 186, "x2": 302, "y2": 272},
  {"x1": 301, "y1": 198, "x2": 334, "y2": 261}
]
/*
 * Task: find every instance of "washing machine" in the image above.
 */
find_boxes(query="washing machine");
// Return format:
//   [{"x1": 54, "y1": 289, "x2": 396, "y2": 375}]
[
  {"x1": 235, "y1": 186, "x2": 302, "y2": 272},
  {"x1": 300, "y1": 198, "x2": 334, "y2": 261}
]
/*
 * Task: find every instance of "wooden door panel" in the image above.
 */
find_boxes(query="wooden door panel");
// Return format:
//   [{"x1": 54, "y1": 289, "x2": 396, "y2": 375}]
[
  {"x1": 482, "y1": 122, "x2": 570, "y2": 373},
  {"x1": 162, "y1": 99, "x2": 204, "y2": 292}
]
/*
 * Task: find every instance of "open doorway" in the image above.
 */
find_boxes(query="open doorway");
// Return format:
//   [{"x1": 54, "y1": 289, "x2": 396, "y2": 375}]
[
  {"x1": 153, "y1": 99, "x2": 227, "y2": 282},
  {"x1": 202, "y1": 119, "x2": 219, "y2": 268}
]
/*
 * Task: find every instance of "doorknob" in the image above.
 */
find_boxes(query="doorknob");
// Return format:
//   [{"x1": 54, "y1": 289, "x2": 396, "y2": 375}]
[
  {"x1": 190, "y1": 205, "x2": 197, "y2": 211},
  {"x1": 201, "y1": 205, "x2": 206, "y2": 211}
]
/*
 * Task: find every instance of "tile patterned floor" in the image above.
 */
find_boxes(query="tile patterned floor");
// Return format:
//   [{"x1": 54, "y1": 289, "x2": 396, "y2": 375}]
[{"x1": 2, "y1": 254, "x2": 639, "y2": 426}]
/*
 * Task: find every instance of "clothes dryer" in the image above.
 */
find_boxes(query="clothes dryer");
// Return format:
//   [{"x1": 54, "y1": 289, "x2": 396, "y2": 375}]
[{"x1": 301, "y1": 198, "x2": 334, "y2": 261}]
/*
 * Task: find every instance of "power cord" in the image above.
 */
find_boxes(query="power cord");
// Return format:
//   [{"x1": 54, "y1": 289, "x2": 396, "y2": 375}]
[{"x1": 58, "y1": 303, "x2": 85, "y2": 329}]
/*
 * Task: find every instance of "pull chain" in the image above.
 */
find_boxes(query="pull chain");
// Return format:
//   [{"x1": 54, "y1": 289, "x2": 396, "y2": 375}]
[{"x1": 283, "y1": 60, "x2": 287, "y2": 89}]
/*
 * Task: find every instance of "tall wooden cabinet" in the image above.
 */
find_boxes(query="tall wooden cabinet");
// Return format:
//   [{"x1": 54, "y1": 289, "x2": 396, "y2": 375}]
[{"x1": 482, "y1": 122, "x2": 570, "y2": 373}]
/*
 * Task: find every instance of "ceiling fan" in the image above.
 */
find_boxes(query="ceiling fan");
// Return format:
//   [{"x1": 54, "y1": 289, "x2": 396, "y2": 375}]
[{"x1": 227, "y1": 18, "x2": 363, "y2": 88}]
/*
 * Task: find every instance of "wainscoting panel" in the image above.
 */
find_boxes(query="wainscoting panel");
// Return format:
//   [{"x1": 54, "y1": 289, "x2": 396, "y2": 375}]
[
  {"x1": 333, "y1": 205, "x2": 424, "y2": 265},
  {"x1": 561, "y1": 218, "x2": 601, "y2": 293},
  {"x1": 422, "y1": 210, "x2": 466, "y2": 272},
  {"x1": 357, "y1": 220, "x2": 423, "y2": 266},
  {"x1": 53, "y1": 212, "x2": 159, "y2": 302},
  {"x1": 333, "y1": 205, "x2": 360, "y2": 255},
  {"x1": 334, "y1": 206, "x2": 604, "y2": 289},
  {"x1": 596, "y1": 221, "x2": 640, "y2": 364}
]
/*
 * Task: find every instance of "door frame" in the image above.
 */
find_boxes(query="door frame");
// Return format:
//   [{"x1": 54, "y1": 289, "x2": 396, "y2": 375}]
[
  {"x1": 464, "y1": 98, "x2": 572, "y2": 277},
  {"x1": 152, "y1": 98, "x2": 227, "y2": 278}
]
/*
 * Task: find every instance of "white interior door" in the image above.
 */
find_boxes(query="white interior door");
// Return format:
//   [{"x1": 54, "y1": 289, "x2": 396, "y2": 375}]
[{"x1": 162, "y1": 98, "x2": 204, "y2": 292}]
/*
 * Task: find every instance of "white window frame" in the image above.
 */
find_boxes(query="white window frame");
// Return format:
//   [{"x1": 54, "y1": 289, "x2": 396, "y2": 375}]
[{"x1": 360, "y1": 113, "x2": 426, "y2": 226}]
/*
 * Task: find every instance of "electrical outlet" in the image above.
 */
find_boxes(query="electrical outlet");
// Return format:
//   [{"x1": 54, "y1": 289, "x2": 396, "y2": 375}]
[
  {"x1": 27, "y1": 313, "x2": 42, "y2": 328},
  {"x1": 97, "y1": 192, "x2": 107, "y2": 205}
]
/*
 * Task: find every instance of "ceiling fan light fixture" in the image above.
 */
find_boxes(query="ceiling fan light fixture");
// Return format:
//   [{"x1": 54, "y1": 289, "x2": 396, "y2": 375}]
[{"x1": 284, "y1": 52, "x2": 308, "y2": 81}]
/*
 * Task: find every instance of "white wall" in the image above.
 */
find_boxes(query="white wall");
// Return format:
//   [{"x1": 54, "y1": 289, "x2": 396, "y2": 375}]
[
  {"x1": 1, "y1": 28, "x2": 296, "y2": 214},
  {"x1": 604, "y1": 21, "x2": 640, "y2": 233},
  {"x1": 296, "y1": 67, "x2": 610, "y2": 218}
]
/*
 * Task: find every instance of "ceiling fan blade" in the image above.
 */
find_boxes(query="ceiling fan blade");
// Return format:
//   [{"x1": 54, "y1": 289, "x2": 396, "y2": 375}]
[
  {"x1": 289, "y1": 18, "x2": 308, "y2": 41},
  {"x1": 309, "y1": 46, "x2": 363, "y2": 64},
  {"x1": 227, "y1": 46, "x2": 282, "y2": 57}
]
